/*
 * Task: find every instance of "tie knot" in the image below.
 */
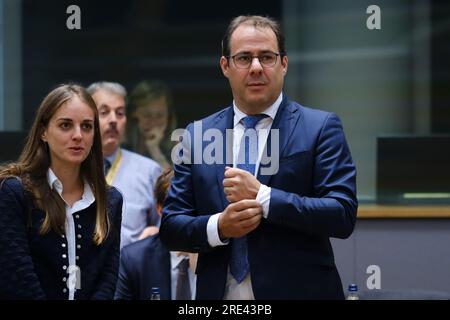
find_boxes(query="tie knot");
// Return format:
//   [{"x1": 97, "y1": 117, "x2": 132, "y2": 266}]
[
  {"x1": 178, "y1": 258, "x2": 189, "y2": 274},
  {"x1": 104, "y1": 159, "x2": 112, "y2": 175},
  {"x1": 241, "y1": 114, "x2": 268, "y2": 129}
]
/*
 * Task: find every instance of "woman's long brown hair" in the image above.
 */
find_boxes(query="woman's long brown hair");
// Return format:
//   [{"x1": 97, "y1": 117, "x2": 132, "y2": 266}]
[{"x1": 0, "y1": 84, "x2": 109, "y2": 245}]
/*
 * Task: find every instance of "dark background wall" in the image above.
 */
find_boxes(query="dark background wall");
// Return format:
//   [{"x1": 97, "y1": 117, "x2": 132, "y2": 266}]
[
  {"x1": 22, "y1": 0, "x2": 281, "y2": 130},
  {"x1": 431, "y1": 0, "x2": 450, "y2": 133}
]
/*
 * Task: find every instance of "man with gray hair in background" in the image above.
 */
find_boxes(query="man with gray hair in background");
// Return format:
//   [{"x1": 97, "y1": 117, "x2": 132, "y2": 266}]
[{"x1": 87, "y1": 82, "x2": 161, "y2": 248}]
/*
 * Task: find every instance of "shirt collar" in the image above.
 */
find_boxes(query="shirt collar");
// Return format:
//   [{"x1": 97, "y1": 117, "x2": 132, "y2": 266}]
[
  {"x1": 233, "y1": 92, "x2": 283, "y2": 128},
  {"x1": 47, "y1": 168, "x2": 62, "y2": 193},
  {"x1": 46, "y1": 168, "x2": 95, "y2": 206},
  {"x1": 170, "y1": 251, "x2": 189, "y2": 271},
  {"x1": 105, "y1": 147, "x2": 120, "y2": 164}
]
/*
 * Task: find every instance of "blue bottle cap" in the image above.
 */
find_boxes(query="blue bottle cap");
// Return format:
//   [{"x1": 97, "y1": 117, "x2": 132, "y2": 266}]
[
  {"x1": 348, "y1": 284, "x2": 358, "y2": 291},
  {"x1": 151, "y1": 287, "x2": 160, "y2": 294}
]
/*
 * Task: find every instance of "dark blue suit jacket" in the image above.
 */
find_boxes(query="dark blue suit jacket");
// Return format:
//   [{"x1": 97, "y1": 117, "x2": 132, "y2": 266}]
[
  {"x1": 0, "y1": 178, "x2": 122, "y2": 300},
  {"x1": 114, "y1": 234, "x2": 171, "y2": 300},
  {"x1": 160, "y1": 96, "x2": 358, "y2": 299}
]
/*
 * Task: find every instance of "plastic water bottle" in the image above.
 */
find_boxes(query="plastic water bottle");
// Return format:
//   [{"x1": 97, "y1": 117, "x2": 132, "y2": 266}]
[
  {"x1": 346, "y1": 284, "x2": 359, "y2": 300},
  {"x1": 150, "y1": 287, "x2": 161, "y2": 300}
]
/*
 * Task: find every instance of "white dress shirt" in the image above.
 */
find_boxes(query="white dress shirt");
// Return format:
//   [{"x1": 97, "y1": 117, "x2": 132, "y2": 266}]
[
  {"x1": 206, "y1": 92, "x2": 283, "y2": 299},
  {"x1": 170, "y1": 252, "x2": 197, "y2": 300},
  {"x1": 47, "y1": 168, "x2": 95, "y2": 300}
]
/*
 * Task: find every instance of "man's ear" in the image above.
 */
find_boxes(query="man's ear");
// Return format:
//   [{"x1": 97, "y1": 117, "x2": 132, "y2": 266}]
[
  {"x1": 281, "y1": 55, "x2": 288, "y2": 75},
  {"x1": 220, "y1": 56, "x2": 230, "y2": 78}
]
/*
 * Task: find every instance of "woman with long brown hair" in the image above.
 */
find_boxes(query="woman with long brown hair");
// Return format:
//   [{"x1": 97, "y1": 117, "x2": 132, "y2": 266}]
[{"x1": 0, "y1": 84, "x2": 122, "y2": 299}]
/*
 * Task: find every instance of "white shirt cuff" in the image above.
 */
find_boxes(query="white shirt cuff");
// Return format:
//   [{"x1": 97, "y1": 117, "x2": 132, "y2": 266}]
[
  {"x1": 256, "y1": 184, "x2": 271, "y2": 219},
  {"x1": 207, "y1": 212, "x2": 229, "y2": 247}
]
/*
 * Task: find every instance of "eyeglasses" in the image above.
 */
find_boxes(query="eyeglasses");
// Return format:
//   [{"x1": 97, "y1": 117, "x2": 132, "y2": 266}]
[{"x1": 228, "y1": 52, "x2": 281, "y2": 69}]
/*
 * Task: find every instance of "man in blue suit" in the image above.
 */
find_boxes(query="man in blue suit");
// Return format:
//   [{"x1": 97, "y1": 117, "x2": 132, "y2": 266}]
[
  {"x1": 160, "y1": 15, "x2": 357, "y2": 300},
  {"x1": 115, "y1": 168, "x2": 197, "y2": 300}
]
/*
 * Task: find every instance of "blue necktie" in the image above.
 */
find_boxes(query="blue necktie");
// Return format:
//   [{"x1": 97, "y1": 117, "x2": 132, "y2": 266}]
[
  {"x1": 230, "y1": 114, "x2": 268, "y2": 284},
  {"x1": 175, "y1": 258, "x2": 191, "y2": 300},
  {"x1": 104, "y1": 159, "x2": 111, "y2": 176}
]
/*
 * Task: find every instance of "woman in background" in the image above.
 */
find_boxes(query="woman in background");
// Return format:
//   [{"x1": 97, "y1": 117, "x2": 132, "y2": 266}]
[
  {"x1": 126, "y1": 80, "x2": 177, "y2": 169},
  {"x1": 0, "y1": 84, "x2": 122, "y2": 299}
]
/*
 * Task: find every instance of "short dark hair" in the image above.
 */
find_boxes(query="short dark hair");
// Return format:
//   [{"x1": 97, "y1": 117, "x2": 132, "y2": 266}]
[
  {"x1": 221, "y1": 15, "x2": 286, "y2": 58},
  {"x1": 154, "y1": 168, "x2": 174, "y2": 207},
  {"x1": 128, "y1": 80, "x2": 173, "y2": 117}
]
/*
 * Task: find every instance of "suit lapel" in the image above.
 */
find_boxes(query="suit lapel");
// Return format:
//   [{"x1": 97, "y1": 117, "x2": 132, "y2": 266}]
[
  {"x1": 154, "y1": 236, "x2": 172, "y2": 300},
  {"x1": 258, "y1": 96, "x2": 300, "y2": 186},
  {"x1": 212, "y1": 98, "x2": 300, "y2": 196},
  {"x1": 214, "y1": 107, "x2": 234, "y2": 209}
]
